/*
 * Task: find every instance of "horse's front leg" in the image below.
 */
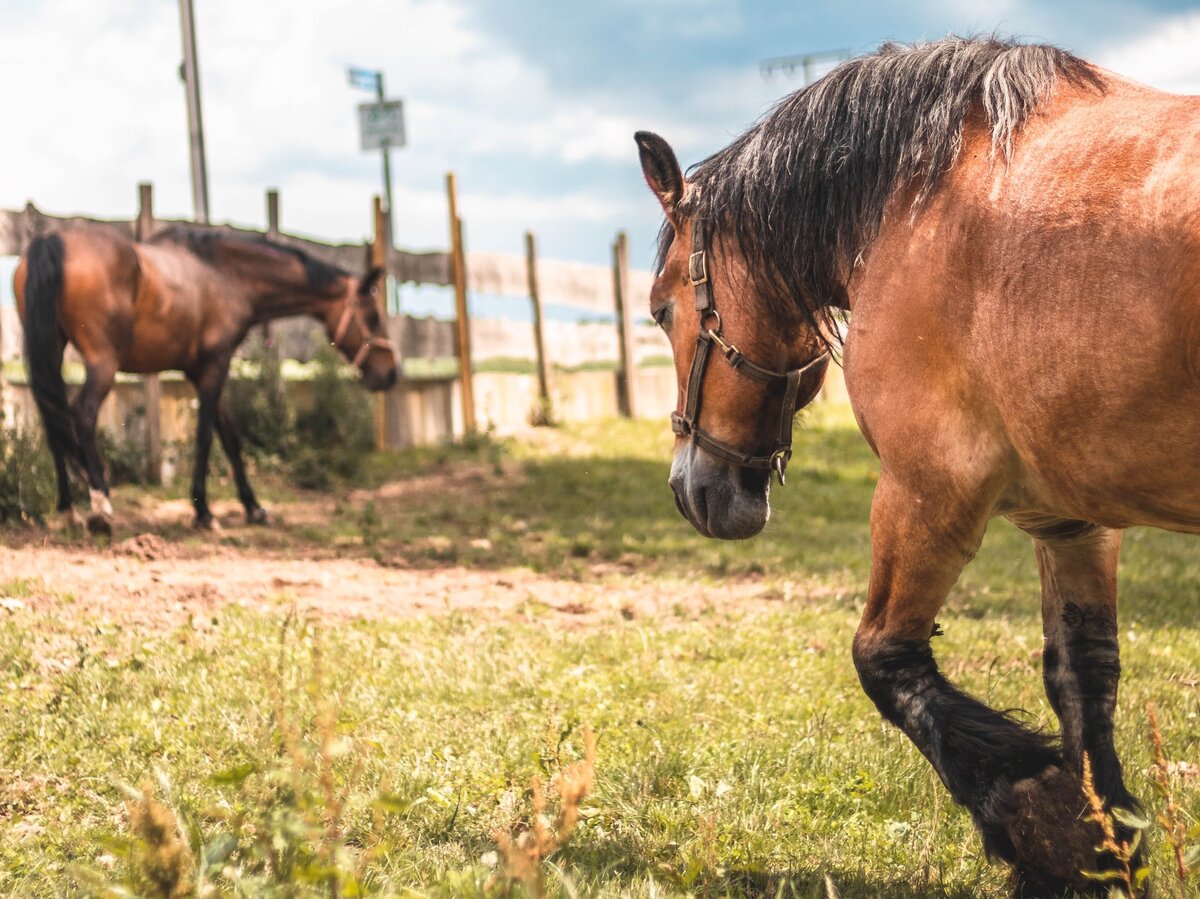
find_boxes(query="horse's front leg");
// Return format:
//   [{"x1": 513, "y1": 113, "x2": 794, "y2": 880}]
[
  {"x1": 213, "y1": 399, "x2": 268, "y2": 524},
  {"x1": 852, "y1": 475, "x2": 1103, "y2": 897},
  {"x1": 186, "y1": 357, "x2": 232, "y2": 530}
]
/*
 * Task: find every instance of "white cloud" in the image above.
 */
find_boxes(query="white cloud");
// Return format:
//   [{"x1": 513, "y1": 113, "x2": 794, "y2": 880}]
[
  {"x1": 1096, "y1": 10, "x2": 1200, "y2": 95},
  {"x1": 0, "y1": 0, "x2": 680, "y2": 261}
]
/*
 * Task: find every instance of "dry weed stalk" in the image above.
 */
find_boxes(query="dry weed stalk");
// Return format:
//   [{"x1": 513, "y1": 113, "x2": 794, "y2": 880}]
[
  {"x1": 1080, "y1": 753, "x2": 1139, "y2": 897},
  {"x1": 495, "y1": 727, "x2": 597, "y2": 897},
  {"x1": 125, "y1": 783, "x2": 193, "y2": 899},
  {"x1": 1147, "y1": 702, "x2": 1189, "y2": 883}
]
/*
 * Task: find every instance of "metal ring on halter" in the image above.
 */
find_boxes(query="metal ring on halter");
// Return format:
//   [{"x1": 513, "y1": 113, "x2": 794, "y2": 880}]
[
  {"x1": 700, "y1": 309, "x2": 721, "y2": 334},
  {"x1": 771, "y1": 450, "x2": 791, "y2": 485}
]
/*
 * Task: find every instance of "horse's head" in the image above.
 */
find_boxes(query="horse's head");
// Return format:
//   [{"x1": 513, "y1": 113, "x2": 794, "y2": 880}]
[
  {"x1": 636, "y1": 131, "x2": 830, "y2": 540},
  {"x1": 326, "y1": 266, "x2": 399, "y2": 392}
]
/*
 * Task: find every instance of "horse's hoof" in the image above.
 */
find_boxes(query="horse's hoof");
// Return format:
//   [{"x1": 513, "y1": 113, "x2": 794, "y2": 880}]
[
  {"x1": 245, "y1": 507, "x2": 270, "y2": 526},
  {"x1": 1011, "y1": 868, "x2": 1076, "y2": 898},
  {"x1": 192, "y1": 515, "x2": 222, "y2": 532},
  {"x1": 1004, "y1": 766, "x2": 1109, "y2": 896},
  {"x1": 60, "y1": 509, "x2": 85, "y2": 531},
  {"x1": 86, "y1": 514, "x2": 113, "y2": 537}
]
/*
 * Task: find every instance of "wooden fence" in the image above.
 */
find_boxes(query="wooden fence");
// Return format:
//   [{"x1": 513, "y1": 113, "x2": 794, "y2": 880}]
[{"x1": 0, "y1": 181, "x2": 679, "y2": 461}]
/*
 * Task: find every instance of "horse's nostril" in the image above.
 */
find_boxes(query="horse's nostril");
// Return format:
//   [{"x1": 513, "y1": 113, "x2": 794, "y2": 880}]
[{"x1": 738, "y1": 465, "x2": 770, "y2": 493}]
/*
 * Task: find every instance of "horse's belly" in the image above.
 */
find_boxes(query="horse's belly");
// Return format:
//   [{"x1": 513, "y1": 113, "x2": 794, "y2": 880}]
[
  {"x1": 1008, "y1": 417, "x2": 1200, "y2": 532},
  {"x1": 119, "y1": 320, "x2": 200, "y2": 374}
]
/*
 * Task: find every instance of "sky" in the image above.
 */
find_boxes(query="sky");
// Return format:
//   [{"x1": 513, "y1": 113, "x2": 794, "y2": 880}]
[{"x1": 1, "y1": 0, "x2": 1199, "y2": 278}]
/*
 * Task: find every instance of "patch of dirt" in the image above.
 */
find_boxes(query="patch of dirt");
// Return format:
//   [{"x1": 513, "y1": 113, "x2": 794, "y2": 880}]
[
  {"x1": 0, "y1": 465, "x2": 813, "y2": 640},
  {"x1": 113, "y1": 533, "x2": 170, "y2": 561},
  {"x1": 0, "y1": 538, "x2": 792, "y2": 640}
]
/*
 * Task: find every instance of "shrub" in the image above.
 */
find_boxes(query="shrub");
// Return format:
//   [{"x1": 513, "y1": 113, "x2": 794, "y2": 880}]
[
  {"x1": 224, "y1": 338, "x2": 294, "y2": 465},
  {"x1": 289, "y1": 346, "x2": 376, "y2": 491},
  {"x1": 96, "y1": 398, "x2": 154, "y2": 484},
  {"x1": 0, "y1": 413, "x2": 56, "y2": 525},
  {"x1": 224, "y1": 342, "x2": 376, "y2": 491}
]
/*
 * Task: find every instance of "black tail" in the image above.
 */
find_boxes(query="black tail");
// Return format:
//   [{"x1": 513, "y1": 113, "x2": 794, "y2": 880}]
[{"x1": 22, "y1": 233, "x2": 78, "y2": 461}]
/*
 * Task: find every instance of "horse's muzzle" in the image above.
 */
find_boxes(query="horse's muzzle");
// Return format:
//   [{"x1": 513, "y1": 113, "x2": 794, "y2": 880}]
[
  {"x1": 669, "y1": 441, "x2": 770, "y2": 540},
  {"x1": 363, "y1": 367, "x2": 398, "y2": 392}
]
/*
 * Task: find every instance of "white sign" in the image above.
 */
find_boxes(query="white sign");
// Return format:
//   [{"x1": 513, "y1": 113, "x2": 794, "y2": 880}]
[{"x1": 358, "y1": 100, "x2": 406, "y2": 151}]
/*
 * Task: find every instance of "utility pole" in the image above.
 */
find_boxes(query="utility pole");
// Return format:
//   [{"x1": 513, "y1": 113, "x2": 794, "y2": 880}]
[
  {"x1": 178, "y1": 0, "x2": 210, "y2": 223},
  {"x1": 760, "y1": 48, "x2": 851, "y2": 85}
]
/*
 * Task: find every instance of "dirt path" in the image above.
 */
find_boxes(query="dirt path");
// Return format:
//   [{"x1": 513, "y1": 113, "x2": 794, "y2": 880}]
[{"x1": 0, "y1": 532, "x2": 792, "y2": 638}]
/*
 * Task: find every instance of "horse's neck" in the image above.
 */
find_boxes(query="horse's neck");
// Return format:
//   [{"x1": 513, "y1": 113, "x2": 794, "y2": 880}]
[
  {"x1": 205, "y1": 239, "x2": 342, "y2": 324},
  {"x1": 246, "y1": 287, "x2": 337, "y2": 324}
]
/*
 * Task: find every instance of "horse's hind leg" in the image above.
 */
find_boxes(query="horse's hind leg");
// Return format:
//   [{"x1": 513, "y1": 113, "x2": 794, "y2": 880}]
[
  {"x1": 214, "y1": 399, "x2": 267, "y2": 524},
  {"x1": 72, "y1": 360, "x2": 117, "y2": 535},
  {"x1": 51, "y1": 444, "x2": 81, "y2": 529},
  {"x1": 852, "y1": 474, "x2": 1105, "y2": 897},
  {"x1": 1016, "y1": 517, "x2": 1140, "y2": 887}
]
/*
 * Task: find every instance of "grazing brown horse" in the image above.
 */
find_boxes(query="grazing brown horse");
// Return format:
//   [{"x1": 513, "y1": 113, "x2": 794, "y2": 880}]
[
  {"x1": 637, "y1": 37, "x2": 1200, "y2": 896},
  {"x1": 13, "y1": 226, "x2": 397, "y2": 533}
]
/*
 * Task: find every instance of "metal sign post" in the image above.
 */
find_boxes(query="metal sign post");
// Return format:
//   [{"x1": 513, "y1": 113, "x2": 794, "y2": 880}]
[{"x1": 349, "y1": 67, "x2": 404, "y2": 314}]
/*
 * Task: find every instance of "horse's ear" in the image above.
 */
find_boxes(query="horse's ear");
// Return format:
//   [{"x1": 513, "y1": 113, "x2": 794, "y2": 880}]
[
  {"x1": 635, "y1": 131, "x2": 684, "y2": 211},
  {"x1": 359, "y1": 265, "x2": 385, "y2": 295}
]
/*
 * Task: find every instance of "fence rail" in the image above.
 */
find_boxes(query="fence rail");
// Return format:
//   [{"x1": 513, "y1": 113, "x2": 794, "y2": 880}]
[{"x1": 0, "y1": 183, "x2": 680, "y2": 466}]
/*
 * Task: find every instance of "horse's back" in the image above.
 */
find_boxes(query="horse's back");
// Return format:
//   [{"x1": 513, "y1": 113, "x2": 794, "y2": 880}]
[
  {"x1": 847, "y1": 75, "x2": 1200, "y2": 531},
  {"x1": 14, "y1": 225, "x2": 217, "y2": 374}
]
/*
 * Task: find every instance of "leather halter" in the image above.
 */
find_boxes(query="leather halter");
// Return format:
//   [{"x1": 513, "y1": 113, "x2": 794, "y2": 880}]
[
  {"x1": 332, "y1": 287, "x2": 399, "y2": 370},
  {"x1": 669, "y1": 218, "x2": 829, "y2": 485}
]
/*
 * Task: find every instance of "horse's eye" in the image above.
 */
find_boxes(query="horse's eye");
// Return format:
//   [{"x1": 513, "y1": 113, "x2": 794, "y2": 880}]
[{"x1": 652, "y1": 305, "x2": 672, "y2": 331}]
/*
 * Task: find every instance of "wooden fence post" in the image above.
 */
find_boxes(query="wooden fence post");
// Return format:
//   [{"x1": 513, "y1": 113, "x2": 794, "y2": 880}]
[
  {"x1": 370, "y1": 194, "x2": 397, "y2": 450},
  {"x1": 0, "y1": 272, "x2": 6, "y2": 422},
  {"x1": 265, "y1": 188, "x2": 280, "y2": 238},
  {"x1": 445, "y1": 173, "x2": 476, "y2": 434},
  {"x1": 136, "y1": 183, "x2": 163, "y2": 483},
  {"x1": 524, "y1": 231, "x2": 552, "y2": 424},
  {"x1": 612, "y1": 230, "x2": 634, "y2": 418},
  {"x1": 262, "y1": 189, "x2": 280, "y2": 347}
]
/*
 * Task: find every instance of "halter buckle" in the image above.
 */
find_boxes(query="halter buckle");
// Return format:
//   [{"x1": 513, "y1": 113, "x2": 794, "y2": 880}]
[{"x1": 688, "y1": 250, "x2": 708, "y2": 286}]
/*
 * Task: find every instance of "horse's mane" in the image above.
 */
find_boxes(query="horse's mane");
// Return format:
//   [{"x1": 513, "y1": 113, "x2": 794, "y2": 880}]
[
  {"x1": 154, "y1": 226, "x2": 346, "y2": 293},
  {"x1": 673, "y1": 36, "x2": 1105, "y2": 337}
]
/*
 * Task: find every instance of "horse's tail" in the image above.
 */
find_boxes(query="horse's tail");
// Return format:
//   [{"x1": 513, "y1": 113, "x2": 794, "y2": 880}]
[{"x1": 22, "y1": 233, "x2": 78, "y2": 460}]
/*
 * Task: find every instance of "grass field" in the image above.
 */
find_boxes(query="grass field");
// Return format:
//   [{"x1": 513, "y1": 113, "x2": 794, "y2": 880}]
[{"x1": 1, "y1": 406, "x2": 1198, "y2": 897}]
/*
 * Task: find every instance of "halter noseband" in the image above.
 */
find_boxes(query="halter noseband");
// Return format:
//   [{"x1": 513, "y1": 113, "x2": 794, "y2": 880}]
[
  {"x1": 332, "y1": 288, "x2": 399, "y2": 370},
  {"x1": 670, "y1": 218, "x2": 829, "y2": 486}
]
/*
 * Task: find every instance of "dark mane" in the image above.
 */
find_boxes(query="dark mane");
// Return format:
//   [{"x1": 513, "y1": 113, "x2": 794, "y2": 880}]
[
  {"x1": 153, "y1": 226, "x2": 346, "y2": 293},
  {"x1": 679, "y1": 36, "x2": 1104, "y2": 339}
]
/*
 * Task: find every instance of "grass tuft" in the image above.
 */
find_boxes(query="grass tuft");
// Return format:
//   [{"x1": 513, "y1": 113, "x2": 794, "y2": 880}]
[{"x1": 493, "y1": 727, "x2": 597, "y2": 897}]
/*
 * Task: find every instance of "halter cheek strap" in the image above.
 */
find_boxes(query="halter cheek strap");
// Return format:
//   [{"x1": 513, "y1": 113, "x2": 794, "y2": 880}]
[
  {"x1": 332, "y1": 294, "x2": 399, "y2": 370},
  {"x1": 670, "y1": 218, "x2": 830, "y2": 485}
]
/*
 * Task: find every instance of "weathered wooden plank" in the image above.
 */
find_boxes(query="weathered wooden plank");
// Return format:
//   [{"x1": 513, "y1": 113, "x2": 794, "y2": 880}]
[{"x1": 1, "y1": 203, "x2": 654, "y2": 311}]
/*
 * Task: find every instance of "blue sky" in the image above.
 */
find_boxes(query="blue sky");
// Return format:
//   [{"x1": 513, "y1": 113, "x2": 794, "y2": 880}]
[{"x1": 1, "y1": 0, "x2": 1198, "y2": 281}]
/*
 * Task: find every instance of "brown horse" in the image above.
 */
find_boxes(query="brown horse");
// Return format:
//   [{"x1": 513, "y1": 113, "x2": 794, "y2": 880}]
[
  {"x1": 13, "y1": 226, "x2": 397, "y2": 533},
  {"x1": 637, "y1": 37, "x2": 1200, "y2": 896}
]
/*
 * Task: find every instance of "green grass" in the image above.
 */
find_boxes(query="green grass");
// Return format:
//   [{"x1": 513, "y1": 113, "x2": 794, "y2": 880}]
[{"x1": 1, "y1": 407, "x2": 1198, "y2": 897}]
